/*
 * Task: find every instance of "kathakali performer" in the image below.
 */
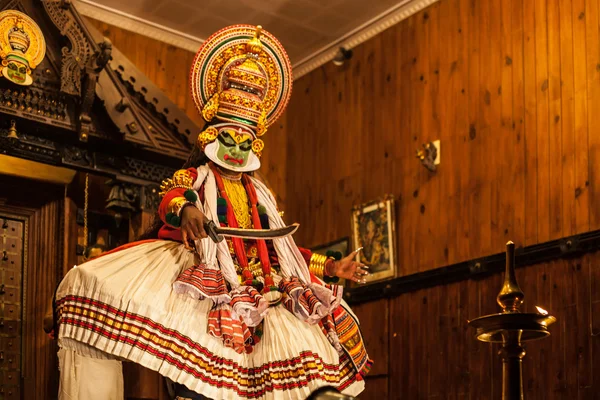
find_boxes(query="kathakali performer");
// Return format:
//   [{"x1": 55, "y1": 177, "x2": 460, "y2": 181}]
[{"x1": 55, "y1": 24, "x2": 371, "y2": 400}]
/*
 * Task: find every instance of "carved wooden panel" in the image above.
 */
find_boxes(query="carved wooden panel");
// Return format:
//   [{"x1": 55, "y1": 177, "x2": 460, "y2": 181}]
[
  {"x1": 0, "y1": 216, "x2": 24, "y2": 400},
  {"x1": 0, "y1": 174, "x2": 63, "y2": 399}
]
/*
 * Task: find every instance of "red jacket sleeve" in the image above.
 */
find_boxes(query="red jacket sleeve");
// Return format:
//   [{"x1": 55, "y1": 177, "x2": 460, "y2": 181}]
[{"x1": 297, "y1": 247, "x2": 312, "y2": 265}]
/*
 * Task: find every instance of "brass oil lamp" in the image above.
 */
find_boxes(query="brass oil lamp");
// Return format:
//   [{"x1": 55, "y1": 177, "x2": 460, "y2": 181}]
[{"x1": 468, "y1": 241, "x2": 556, "y2": 400}]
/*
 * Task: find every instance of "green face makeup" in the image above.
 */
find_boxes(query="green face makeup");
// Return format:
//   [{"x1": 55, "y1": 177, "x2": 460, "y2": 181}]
[
  {"x1": 216, "y1": 130, "x2": 253, "y2": 168},
  {"x1": 6, "y1": 61, "x2": 26, "y2": 84}
]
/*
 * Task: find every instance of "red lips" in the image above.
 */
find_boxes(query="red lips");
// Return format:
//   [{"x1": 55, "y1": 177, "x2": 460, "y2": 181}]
[{"x1": 224, "y1": 154, "x2": 244, "y2": 164}]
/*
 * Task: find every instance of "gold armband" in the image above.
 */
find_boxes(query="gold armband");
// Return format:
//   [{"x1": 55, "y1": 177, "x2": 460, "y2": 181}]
[
  {"x1": 167, "y1": 197, "x2": 192, "y2": 217},
  {"x1": 309, "y1": 253, "x2": 329, "y2": 278},
  {"x1": 159, "y1": 169, "x2": 195, "y2": 197}
]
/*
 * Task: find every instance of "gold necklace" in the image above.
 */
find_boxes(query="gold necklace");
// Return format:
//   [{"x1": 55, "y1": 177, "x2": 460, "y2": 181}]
[{"x1": 222, "y1": 177, "x2": 252, "y2": 229}]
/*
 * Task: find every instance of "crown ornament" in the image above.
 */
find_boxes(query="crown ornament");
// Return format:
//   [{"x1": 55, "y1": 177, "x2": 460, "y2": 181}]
[
  {"x1": 159, "y1": 169, "x2": 195, "y2": 197},
  {"x1": 0, "y1": 10, "x2": 46, "y2": 86},
  {"x1": 190, "y1": 24, "x2": 292, "y2": 158}
]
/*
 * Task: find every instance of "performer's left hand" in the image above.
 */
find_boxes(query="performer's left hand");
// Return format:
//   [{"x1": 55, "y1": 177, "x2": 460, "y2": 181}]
[{"x1": 328, "y1": 248, "x2": 369, "y2": 284}]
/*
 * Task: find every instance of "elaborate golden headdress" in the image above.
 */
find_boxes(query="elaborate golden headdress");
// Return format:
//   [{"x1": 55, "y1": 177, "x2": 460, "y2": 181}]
[
  {"x1": 0, "y1": 10, "x2": 46, "y2": 86},
  {"x1": 190, "y1": 25, "x2": 292, "y2": 159}
]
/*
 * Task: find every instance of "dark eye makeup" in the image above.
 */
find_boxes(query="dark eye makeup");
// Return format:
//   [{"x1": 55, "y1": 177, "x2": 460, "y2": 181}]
[
  {"x1": 218, "y1": 132, "x2": 237, "y2": 147},
  {"x1": 239, "y1": 141, "x2": 252, "y2": 151},
  {"x1": 218, "y1": 132, "x2": 252, "y2": 151}
]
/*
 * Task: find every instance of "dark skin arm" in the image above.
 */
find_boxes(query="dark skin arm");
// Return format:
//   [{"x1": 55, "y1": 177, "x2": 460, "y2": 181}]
[{"x1": 180, "y1": 205, "x2": 210, "y2": 249}]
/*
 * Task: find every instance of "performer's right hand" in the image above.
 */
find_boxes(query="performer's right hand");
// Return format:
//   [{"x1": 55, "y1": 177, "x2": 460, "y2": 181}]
[{"x1": 180, "y1": 206, "x2": 209, "y2": 249}]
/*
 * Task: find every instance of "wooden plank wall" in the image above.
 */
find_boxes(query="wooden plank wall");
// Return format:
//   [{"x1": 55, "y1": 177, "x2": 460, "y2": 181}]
[
  {"x1": 283, "y1": 0, "x2": 600, "y2": 276},
  {"x1": 354, "y1": 251, "x2": 600, "y2": 400}
]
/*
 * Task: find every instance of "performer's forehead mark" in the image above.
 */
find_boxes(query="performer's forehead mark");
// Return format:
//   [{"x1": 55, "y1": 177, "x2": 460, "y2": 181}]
[{"x1": 222, "y1": 128, "x2": 252, "y2": 144}]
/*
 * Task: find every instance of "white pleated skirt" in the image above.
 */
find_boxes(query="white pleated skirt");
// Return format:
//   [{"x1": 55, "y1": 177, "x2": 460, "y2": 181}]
[{"x1": 56, "y1": 240, "x2": 365, "y2": 400}]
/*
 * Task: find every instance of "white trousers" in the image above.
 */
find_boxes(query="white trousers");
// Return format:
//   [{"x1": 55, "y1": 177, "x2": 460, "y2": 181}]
[{"x1": 58, "y1": 348, "x2": 124, "y2": 400}]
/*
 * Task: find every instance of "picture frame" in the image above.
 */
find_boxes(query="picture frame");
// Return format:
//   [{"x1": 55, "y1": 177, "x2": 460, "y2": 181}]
[{"x1": 351, "y1": 195, "x2": 396, "y2": 285}]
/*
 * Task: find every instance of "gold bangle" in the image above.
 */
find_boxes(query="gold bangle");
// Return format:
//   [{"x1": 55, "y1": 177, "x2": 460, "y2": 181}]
[
  {"x1": 309, "y1": 253, "x2": 328, "y2": 278},
  {"x1": 167, "y1": 196, "x2": 192, "y2": 217}
]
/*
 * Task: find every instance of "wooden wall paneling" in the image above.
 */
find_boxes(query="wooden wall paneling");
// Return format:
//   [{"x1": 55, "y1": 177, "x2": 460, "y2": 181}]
[
  {"x1": 408, "y1": 291, "x2": 423, "y2": 396},
  {"x1": 559, "y1": 0, "x2": 577, "y2": 239},
  {"x1": 388, "y1": 292, "x2": 404, "y2": 397},
  {"x1": 259, "y1": 112, "x2": 288, "y2": 208},
  {"x1": 436, "y1": 0, "x2": 452, "y2": 268},
  {"x1": 591, "y1": 253, "x2": 600, "y2": 399},
  {"x1": 359, "y1": 375, "x2": 389, "y2": 400},
  {"x1": 476, "y1": 0, "x2": 494, "y2": 261},
  {"x1": 394, "y1": 14, "x2": 419, "y2": 277},
  {"x1": 547, "y1": 0, "x2": 565, "y2": 241},
  {"x1": 435, "y1": 281, "x2": 450, "y2": 398},
  {"x1": 455, "y1": 279, "x2": 471, "y2": 398},
  {"x1": 499, "y1": 0, "x2": 516, "y2": 245},
  {"x1": 545, "y1": 258, "x2": 566, "y2": 397},
  {"x1": 453, "y1": 0, "x2": 470, "y2": 266},
  {"x1": 427, "y1": 283, "x2": 444, "y2": 398},
  {"x1": 421, "y1": 4, "x2": 443, "y2": 273},
  {"x1": 522, "y1": 0, "x2": 539, "y2": 246},
  {"x1": 408, "y1": 8, "x2": 427, "y2": 274},
  {"x1": 559, "y1": 4, "x2": 579, "y2": 387},
  {"x1": 425, "y1": 3, "x2": 442, "y2": 272},
  {"x1": 23, "y1": 198, "x2": 62, "y2": 400},
  {"x1": 510, "y1": 0, "x2": 526, "y2": 249},
  {"x1": 572, "y1": 0, "x2": 591, "y2": 235},
  {"x1": 490, "y1": 0, "x2": 504, "y2": 246},
  {"x1": 437, "y1": 0, "x2": 464, "y2": 268},
  {"x1": 388, "y1": 290, "x2": 404, "y2": 397},
  {"x1": 414, "y1": 4, "x2": 433, "y2": 273},
  {"x1": 575, "y1": 255, "x2": 592, "y2": 398},
  {"x1": 586, "y1": 0, "x2": 600, "y2": 230},
  {"x1": 63, "y1": 195, "x2": 78, "y2": 276},
  {"x1": 352, "y1": 299, "x2": 389, "y2": 377},
  {"x1": 561, "y1": 260, "x2": 575, "y2": 399},
  {"x1": 464, "y1": 0, "x2": 480, "y2": 264},
  {"x1": 418, "y1": 289, "x2": 431, "y2": 396},
  {"x1": 534, "y1": 0, "x2": 551, "y2": 243}
]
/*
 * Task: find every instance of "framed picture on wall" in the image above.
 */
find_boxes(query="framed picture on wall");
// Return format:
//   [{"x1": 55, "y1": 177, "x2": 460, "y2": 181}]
[{"x1": 351, "y1": 195, "x2": 396, "y2": 285}]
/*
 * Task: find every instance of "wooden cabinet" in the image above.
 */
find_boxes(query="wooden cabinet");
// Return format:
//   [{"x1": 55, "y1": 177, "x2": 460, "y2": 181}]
[{"x1": 0, "y1": 217, "x2": 23, "y2": 400}]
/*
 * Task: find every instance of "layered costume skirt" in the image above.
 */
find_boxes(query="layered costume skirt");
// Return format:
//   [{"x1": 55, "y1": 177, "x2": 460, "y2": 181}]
[{"x1": 56, "y1": 240, "x2": 367, "y2": 400}]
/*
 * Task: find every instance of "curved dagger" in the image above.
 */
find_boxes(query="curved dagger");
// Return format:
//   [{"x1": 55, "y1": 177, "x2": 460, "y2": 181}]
[{"x1": 204, "y1": 220, "x2": 299, "y2": 243}]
